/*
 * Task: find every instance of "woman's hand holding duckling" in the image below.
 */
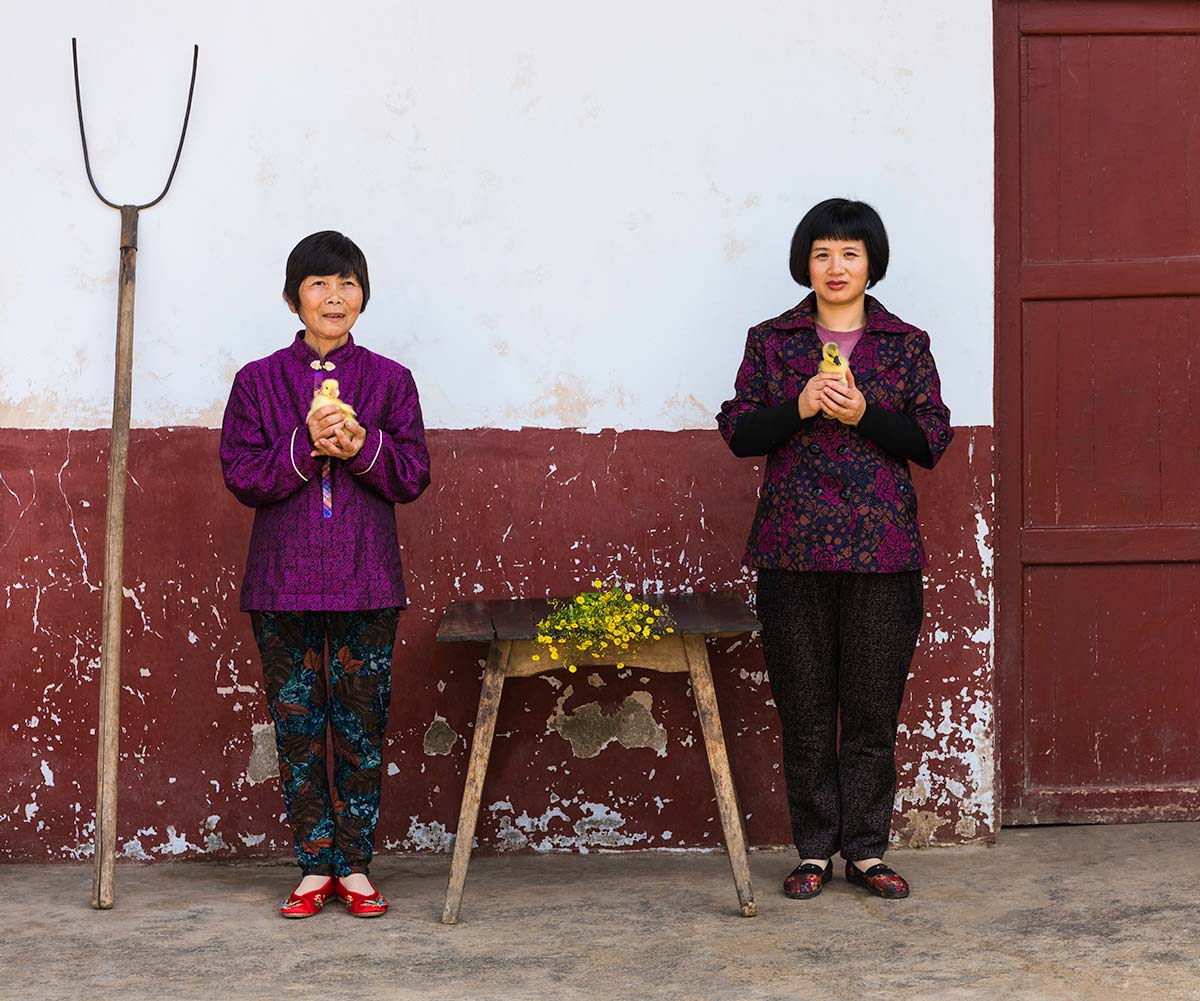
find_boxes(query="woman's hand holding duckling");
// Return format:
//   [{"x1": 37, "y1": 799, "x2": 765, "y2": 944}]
[
  {"x1": 799, "y1": 372, "x2": 847, "y2": 420},
  {"x1": 308, "y1": 405, "x2": 366, "y2": 459},
  {"x1": 820, "y1": 369, "x2": 867, "y2": 426}
]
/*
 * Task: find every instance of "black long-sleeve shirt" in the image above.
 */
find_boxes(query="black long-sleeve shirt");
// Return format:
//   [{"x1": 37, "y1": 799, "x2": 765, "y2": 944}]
[{"x1": 729, "y1": 396, "x2": 933, "y2": 466}]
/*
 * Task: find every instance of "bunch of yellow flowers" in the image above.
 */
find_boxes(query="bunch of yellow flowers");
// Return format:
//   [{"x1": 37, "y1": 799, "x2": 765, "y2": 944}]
[{"x1": 533, "y1": 581, "x2": 676, "y2": 673}]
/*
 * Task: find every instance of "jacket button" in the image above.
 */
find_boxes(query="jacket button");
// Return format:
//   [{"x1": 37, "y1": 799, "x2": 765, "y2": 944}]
[
  {"x1": 840, "y1": 488, "x2": 851, "y2": 500},
  {"x1": 837, "y1": 445, "x2": 848, "y2": 456},
  {"x1": 808, "y1": 444, "x2": 821, "y2": 455}
]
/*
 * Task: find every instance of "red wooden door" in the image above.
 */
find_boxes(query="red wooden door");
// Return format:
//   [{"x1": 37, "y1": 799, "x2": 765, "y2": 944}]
[{"x1": 996, "y1": 1, "x2": 1200, "y2": 824}]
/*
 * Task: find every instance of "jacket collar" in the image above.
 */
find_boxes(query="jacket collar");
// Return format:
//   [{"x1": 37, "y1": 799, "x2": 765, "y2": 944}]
[
  {"x1": 768, "y1": 293, "x2": 916, "y2": 383},
  {"x1": 287, "y1": 330, "x2": 359, "y2": 367}
]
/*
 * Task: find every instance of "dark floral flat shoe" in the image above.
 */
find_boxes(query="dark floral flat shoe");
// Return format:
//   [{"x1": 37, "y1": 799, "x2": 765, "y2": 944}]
[
  {"x1": 783, "y1": 860, "x2": 833, "y2": 899},
  {"x1": 845, "y1": 861, "x2": 909, "y2": 899}
]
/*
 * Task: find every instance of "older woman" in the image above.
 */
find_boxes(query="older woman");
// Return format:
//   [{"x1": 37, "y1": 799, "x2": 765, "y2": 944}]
[
  {"x1": 220, "y1": 231, "x2": 430, "y2": 918},
  {"x1": 718, "y1": 198, "x2": 952, "y2": 900}
]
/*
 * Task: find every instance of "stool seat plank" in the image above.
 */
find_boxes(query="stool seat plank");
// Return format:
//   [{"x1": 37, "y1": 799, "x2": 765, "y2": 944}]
[
  {"x1": 489, "y1": 598, "x2": 553, "y2": 640},
  {"x1": 435, "y1": 592, "x2": 761, "y2": 643},
  {"x1": 664, "y1": 592, "x2": 760, "y2": 636},
  {"x1": 434, "y1": 600, "x2": 496, "y2": 643}
]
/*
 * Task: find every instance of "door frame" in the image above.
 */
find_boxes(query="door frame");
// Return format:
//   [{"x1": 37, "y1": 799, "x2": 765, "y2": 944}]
[{"x1": 993, "y1": 0, "x2": 1021, "y2": 827}]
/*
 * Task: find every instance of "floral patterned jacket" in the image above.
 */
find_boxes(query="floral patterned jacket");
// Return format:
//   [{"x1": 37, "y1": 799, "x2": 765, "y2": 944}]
[{"x1": 717, "y1": 293, "x2": 953, "y2": 573}]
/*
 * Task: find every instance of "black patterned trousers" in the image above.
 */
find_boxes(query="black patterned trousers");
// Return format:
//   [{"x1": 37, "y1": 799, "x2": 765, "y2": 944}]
[
  {"x1": 250, "y1": 608, "x2": 399, "y2": 877},
  {"x1": 755, "y1": 569, "x2": 923, "y2": 861}
]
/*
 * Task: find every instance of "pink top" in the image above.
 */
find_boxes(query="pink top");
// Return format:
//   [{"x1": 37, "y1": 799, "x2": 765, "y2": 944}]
[{"x1": 816, "y1": 322, "x2": 866, "y2": 361}]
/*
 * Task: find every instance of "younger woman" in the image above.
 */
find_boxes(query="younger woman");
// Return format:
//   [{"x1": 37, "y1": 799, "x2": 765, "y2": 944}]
[{"x1": 718, "y1": 199, "x2": 953, "y2": 899}]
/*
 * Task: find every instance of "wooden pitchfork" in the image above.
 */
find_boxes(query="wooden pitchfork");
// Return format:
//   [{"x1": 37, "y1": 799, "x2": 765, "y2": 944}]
[{"x1": 71, "y1": 37, "x2": 199, "y2": 910}]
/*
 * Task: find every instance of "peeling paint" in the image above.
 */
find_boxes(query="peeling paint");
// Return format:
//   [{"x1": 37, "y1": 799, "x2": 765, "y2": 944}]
[
  {"x1": 155, "y1": 825, "x2": 197, "y2": 856},
  {"x1": 901, "y1": 809, "x2": 944, "y2": 848},
  {"x1": 121, "y1": 827, "x2": 157, "y2": 861},
  {"x1": 573, "y1": 802, "x2": 647, "y2": 849},
  {"x1": 401, "y1": 818, "x2": 456, "y2": 853},
  {"x1": 203, "y1": 814, "x2": 228, "y2": 852},
  {"x1": 483, "y1": 800, "x2": 649, "y2": 852},
  {"x1": 423, "y1": 716, "x2": 458, "y2": 756},
  {"x1": 548, "y1": 688, "x2": 667, "y2": 758},
  {"x1": 245, "y1": 722, "x2": 279, "y2": 785},
  {"x1": 495, "y1": 814, "x2": 529, "y2": 851}
]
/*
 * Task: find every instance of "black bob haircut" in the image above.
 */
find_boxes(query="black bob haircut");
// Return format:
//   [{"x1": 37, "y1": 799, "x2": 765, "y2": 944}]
[
  {"x1": 789, "y1": 198, "x2": 889, "y2": 288},
  {"x1": 283, "y1": 231, "x2": 371, "y2": 312}
]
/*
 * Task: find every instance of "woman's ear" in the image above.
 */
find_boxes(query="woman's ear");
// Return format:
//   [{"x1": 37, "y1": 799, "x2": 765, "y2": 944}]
[{"x1": 283, "y1": 292, "x2": 299, "y2": 315}]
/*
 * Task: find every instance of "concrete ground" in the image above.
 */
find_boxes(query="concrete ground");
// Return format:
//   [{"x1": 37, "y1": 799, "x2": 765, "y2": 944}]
[{"x1": 4, "y1": 823, "x2": 1199, "y2": 1001}]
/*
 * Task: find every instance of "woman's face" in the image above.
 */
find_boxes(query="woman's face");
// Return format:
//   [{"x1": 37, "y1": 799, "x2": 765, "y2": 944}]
[
  {"x1": 288, "y1": 273, "x2": 364, "y2": 343},
  {"x1": 808, "y1": 238, "x2": 869, "y2": 306}
]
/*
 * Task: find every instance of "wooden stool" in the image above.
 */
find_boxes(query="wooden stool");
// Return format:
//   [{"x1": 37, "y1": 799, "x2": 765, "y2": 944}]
[{"x1": 436, "y1": 592, "x2": 761, "y2": 923}]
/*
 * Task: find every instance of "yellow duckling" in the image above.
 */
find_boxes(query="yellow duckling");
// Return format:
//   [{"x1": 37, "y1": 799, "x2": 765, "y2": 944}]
[
  {"x1": 818, "y1": 342, "x2": 850, "y2": 385},
  {"x1": 817, "y1": 342, "x2": 850, "y2": 420},
  {"x1": 306, "y1": 378, "x2": 358, "y2": 427}
]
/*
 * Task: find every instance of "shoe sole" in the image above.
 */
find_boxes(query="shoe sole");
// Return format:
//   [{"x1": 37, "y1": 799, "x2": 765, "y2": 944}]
[
  {"x1": 847, "y1": 878, "x2": 909, "y2": 899},
  {"x1": 782, "y1": 887, "x2": 826, "y2": 899}
]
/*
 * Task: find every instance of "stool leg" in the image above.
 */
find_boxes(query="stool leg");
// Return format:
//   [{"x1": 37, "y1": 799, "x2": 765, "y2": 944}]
[
  {"x1": 683, "y1": 634, "x2": 757, "y2": 917},
  {"x1": 442, "y1": 640, "x2": 511, "y2": 924}
]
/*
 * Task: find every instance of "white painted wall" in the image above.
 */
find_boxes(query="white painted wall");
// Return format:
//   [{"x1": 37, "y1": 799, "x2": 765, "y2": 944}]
[{"x1": 5, "y1": 1, "x2": 993, "y2": 431}]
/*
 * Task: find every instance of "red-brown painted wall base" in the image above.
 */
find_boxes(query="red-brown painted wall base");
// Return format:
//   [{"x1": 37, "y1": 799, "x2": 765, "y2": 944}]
[{"x1": 0, "y1": 427, "x2": 993, "y2": 861}]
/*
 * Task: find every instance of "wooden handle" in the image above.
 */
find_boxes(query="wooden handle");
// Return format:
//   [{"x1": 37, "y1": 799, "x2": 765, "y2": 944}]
[{"x1": 92, "y1": 208, "x2": 138, "y2": 910}]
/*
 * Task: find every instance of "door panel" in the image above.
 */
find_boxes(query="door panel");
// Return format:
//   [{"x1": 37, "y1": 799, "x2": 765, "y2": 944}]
[
  {"x1": 1021, "y1": 33, "x2": 1200, "y2": 263},
  {"x1": 1022, "y1": 298, "x2": 1200, "y2": 529},
  {"x1": 1024, "y1": 563, "x2": 1200, "y2": 789}
]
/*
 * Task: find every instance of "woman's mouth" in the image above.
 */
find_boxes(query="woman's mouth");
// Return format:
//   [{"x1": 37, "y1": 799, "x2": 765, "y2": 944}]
[{"x1": 827, "y1": 281, "x2": 847, "y2": 291}]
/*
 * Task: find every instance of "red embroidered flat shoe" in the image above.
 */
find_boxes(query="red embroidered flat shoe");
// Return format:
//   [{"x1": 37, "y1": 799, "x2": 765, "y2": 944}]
[
  {"x1": 783, "y1": 860, "x2": 833, "y2": 899},
  {"x1": 280, "y1": 876, "x2": 335, "y2": 918},
  {"x1": 845, "y1": 861, "x2": 910, "y2": 899},
  {"x1": 335, "y1": 877, "x2": 389, "y2": 917}
]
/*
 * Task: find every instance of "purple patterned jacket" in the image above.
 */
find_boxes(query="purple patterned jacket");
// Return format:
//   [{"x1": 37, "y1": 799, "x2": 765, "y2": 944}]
[
  {"x1": 220, "y1": 332, "x2": 431, "y2": 611},
  {"x1": 717, "y1": 294, "x2": 953, "y2": 573}
]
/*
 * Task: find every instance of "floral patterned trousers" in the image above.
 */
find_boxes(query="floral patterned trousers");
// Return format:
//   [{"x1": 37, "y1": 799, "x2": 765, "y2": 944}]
[
  {"x1": 250, "y1": 608, "x2": 399, "y2": 877},
  {"x1": 755, "y1": 569, "x2": 923, "y2": 861}
]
